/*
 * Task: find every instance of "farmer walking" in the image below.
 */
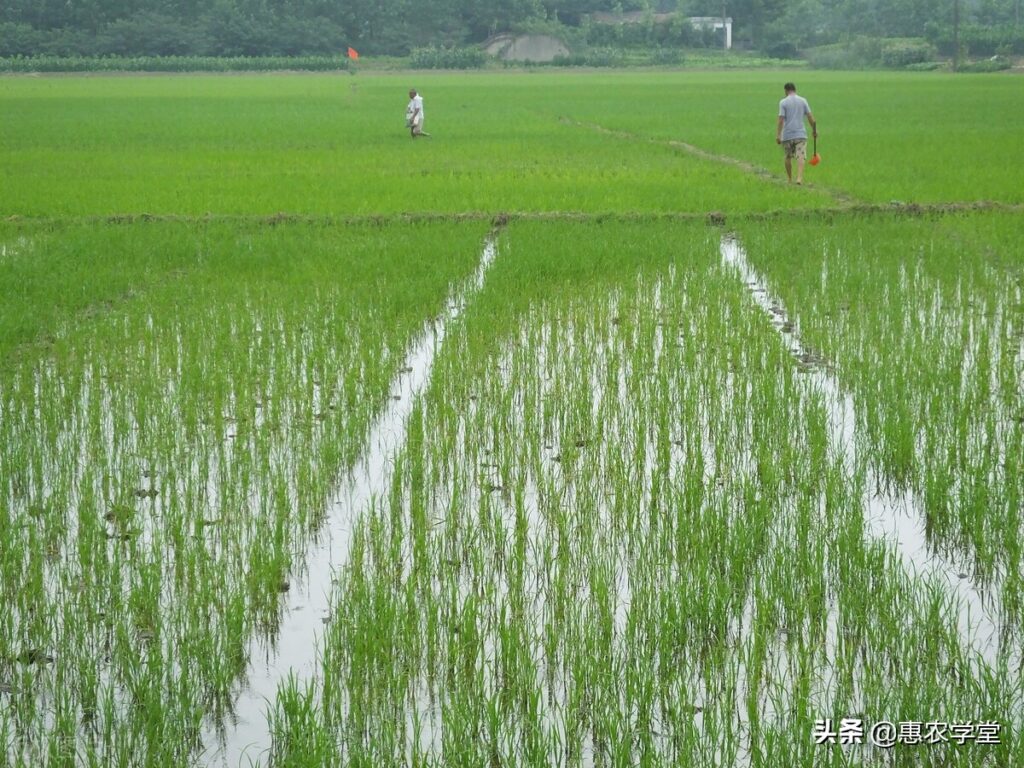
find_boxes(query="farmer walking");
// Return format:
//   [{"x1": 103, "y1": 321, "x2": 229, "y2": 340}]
[
  {"x1": 406, "y1": 89, "x2": 430, "y2": 138},
  {"x1": 776, "y1": 82, "x2": 816, "y2": 185}
]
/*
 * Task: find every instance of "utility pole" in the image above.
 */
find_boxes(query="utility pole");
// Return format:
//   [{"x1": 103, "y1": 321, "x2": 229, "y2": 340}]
[
  {"x1": 953, "y1": 0, "x2": 960, "y2": 71},
  {"x1": 722, "y1": 2, "x2": 728, "y2": 51}
]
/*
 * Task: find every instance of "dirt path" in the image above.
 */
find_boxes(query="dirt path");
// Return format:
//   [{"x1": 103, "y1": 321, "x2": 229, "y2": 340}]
[{"x1": 564, "y1": 118, "x2": 863, "y2": 206}]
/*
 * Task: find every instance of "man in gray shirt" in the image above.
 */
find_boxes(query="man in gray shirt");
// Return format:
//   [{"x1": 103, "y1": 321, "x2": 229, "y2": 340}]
[{"x1": 776, "y1": 82, "x2": 817, "y2": 185}]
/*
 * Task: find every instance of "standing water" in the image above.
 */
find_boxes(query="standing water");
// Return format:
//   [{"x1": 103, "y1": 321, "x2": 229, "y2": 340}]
[
  {"x1": 720, "y1": 234, "x2": 1000, "y2": 662},
  {"x1": 202, "y1": 236, "x2": 499, "y2": 767}
]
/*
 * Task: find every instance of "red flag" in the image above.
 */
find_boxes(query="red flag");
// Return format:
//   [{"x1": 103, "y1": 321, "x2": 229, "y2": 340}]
[{"x1": 347, "y1": 47, "x2": 359, "y2": 60}]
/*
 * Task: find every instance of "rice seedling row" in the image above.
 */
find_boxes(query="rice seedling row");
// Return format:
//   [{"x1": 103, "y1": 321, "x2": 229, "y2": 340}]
[
  {"x1": 205, "y1": 234, "x2": 499, "y2": 766},
  {"x1": 0, "y1": 220, "x2": 486, "y2": 766},
  {"x1": 3, "y1": 215, "x2": 1019, "y2": 766},
  {"x1": 735, "y1": 214, "x2": 1023, "y2": 638},
  {"x1": 265, "y1": 221, "x2": 1019, "y2": 766},
  {"x1": 721, "y1": 233, "x2": 1000, "y2": 662},
  {"x1": 4, "y1": 71, "x2": 1022, "y2": 219}
]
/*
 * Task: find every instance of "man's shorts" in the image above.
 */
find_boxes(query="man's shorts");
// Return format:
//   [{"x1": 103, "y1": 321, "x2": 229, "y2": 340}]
[{"x1": 782, "y1": 138, "x2": 807, "y2": 161}]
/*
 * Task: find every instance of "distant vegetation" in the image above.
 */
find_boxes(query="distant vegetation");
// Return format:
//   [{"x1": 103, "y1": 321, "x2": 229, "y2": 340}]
[{"x1": 1, "y1": 0, "x2": 1022, "y2": 65}]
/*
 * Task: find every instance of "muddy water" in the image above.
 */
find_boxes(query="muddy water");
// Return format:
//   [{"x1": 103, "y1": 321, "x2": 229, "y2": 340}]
[
  {"x1": 201, "y1": 237, "x2": 498, "y2": 767},
  {"x1": 720, "y1": 235, "x2": 1001, "y2": 662}
]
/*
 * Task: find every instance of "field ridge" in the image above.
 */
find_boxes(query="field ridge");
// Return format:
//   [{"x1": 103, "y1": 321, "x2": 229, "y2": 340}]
[{"x1": 5, "y1": 201, "x2": 1022, "y2": 230}]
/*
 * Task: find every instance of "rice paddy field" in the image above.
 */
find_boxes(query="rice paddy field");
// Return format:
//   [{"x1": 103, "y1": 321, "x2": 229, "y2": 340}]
[{"x1": 1, "y1": 69, "x2": 1022, "y2": 767}]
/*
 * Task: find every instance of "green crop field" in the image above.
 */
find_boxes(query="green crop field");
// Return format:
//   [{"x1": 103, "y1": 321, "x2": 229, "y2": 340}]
[{"x1": 1, "y1": 69, "x2": 1022, "y2": 767}]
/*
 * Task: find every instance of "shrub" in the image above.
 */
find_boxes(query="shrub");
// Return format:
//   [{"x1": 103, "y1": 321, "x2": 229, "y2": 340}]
[
  {"x1": 764, "y1": 41, "x2": 799, "y2": 60},
  {"x1": 408, "y1": 45, "x2": 487, "y2": 69},
  {"x1": 880, "y1": 39, "x2": 935, "y2": 68},
  {"x1": 582, "y1": 14, "x2": 710, "y2": 49},
  {"x1": 926, "y1": 23, "x2": 1024, "y2": 57},
  {"x1": 806, "y1": 37, "x2": 883, "y2": 69},
  {"x1": 582, "y1": 47, "x2": 624, "y2": 67},
  {"x1": 549, "y1": 53, "x2": 588, "y2": 66},
  {"x1": 806, "y1": 46, "x2": 862, "y2": 70},
  {"x1": 546, "y1": 47, "x2": 625, "y2": 67},
  {"x1": 650, "y1": 47, "x2": 682, "y2": 65},
  {"x1": 0, "y1": 55, "x2": 351, "y2": 73},
  {"x1": 958, "y1": 56, "x2": 1013, "y2": 72}
]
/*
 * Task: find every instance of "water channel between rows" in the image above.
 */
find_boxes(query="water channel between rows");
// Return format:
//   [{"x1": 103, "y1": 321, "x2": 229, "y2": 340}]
[
  {"x1": 202, "y1": 236, "x2": 498, "y2": 767},
  {"x1": 720, "y1": 234, "x2": 1001, "y2": 664},
  {"x1": 203, "y1": 233, "x2": 1002, "y2": 766}
]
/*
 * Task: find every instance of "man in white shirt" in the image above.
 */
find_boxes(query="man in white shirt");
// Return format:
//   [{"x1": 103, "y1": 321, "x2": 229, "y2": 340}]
[
  {"x1": 406, "y1": 89, "x2": 430, "y2": 138},
  {"x1": 776, "y1": 82, "x2": 816, "y2": 185}
]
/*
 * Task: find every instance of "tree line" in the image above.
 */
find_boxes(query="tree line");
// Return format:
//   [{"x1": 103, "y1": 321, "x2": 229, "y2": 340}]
[{"x1": 1, "y1": 0, "x2": 1021, "y2": 58}]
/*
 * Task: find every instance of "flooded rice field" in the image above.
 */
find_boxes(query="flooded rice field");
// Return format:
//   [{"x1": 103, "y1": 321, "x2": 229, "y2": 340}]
[{"x1": 1, "y1": 215, "x2": 1021, "y2": 767}]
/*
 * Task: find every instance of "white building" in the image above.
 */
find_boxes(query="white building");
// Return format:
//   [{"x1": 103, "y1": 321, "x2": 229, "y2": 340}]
[{"x1": 688, "y1": 16, "x2": 733, "y2": 49}]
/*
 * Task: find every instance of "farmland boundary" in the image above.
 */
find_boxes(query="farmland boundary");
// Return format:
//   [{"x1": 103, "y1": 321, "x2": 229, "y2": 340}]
[{"x1": 4, "y1": 201, "x2": 1021, "y2": 230}]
